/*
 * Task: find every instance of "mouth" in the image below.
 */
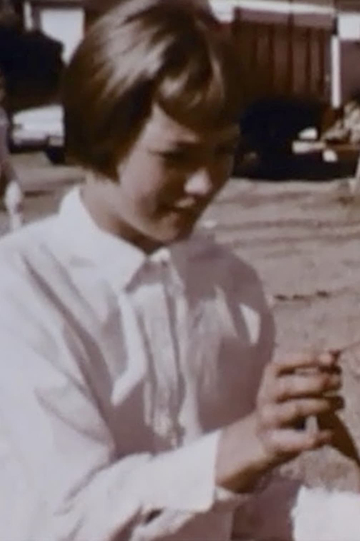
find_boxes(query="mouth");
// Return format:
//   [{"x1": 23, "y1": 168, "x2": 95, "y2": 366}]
[{"x1": 160, "y1": 199, "x2": 203, "y2": 216}]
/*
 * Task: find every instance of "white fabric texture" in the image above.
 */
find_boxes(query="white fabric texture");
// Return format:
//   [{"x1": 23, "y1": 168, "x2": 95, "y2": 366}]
[
  {"x1": 0, "y1": 186, "x2": 274, "y2": 540},
  {"x1": 293, "y1": 486, "x2": 360, "y2": 541},
  {"x1": 3, "y1": 186, "x2": 356, "y2": 541}
]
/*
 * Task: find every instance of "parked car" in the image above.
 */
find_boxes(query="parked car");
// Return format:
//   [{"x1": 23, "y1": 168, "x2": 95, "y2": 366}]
[
  {"x1": 0, "y1": 12, "x2": 64, "y2": 161},
  {"x1": 11, "y1": 104, "x2": 64, "y2": 163},
  {"x1": 239, "y1": 96, "x2": 324, "y2": 157},
  {"x1": 233, "y1": 95, "x2": 326, "y2": 177}
]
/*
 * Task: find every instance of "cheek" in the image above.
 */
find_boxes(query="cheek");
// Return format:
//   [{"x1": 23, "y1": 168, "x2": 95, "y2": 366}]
[
  {"x1": 210, "y1": 159, "x2": 233, "y2": 192},
  {"x1": 118, "y1": 161, "x2": 153, "y2": 204},
  {"x1": 120, "y1": 171, "x2": 175, "y2": 218},
  {"x1": 220, "y1": 155, "x2": 235, "y2": 175},
  {"x1": 130, "y1": 170, "x2": 182, "y2": 208}
]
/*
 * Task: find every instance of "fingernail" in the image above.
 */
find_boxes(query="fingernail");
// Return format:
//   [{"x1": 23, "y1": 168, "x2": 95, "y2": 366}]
[
  {"x1": 324, "y1": 352, "x2": 339, "y2": 365},
  {"x1": 329, "y1": 375, "x2": 341, "y2": 387}
]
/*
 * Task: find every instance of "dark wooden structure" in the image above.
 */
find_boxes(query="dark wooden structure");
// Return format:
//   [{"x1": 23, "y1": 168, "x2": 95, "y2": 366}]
[{"x1": 228, "y1": 5, "x2": 334, "y2": 106}]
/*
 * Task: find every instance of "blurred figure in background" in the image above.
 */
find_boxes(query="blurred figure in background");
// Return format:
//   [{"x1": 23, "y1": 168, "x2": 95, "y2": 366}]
[
  {"x1": 0, "y1": 0, "x2": 64, "y2": 231},
  {"x1": 0, "y1": 2, "x2": 23, "y2": 230},
  {"x1": 0, "y1": 71, "x2": 23, "y2": 230}
]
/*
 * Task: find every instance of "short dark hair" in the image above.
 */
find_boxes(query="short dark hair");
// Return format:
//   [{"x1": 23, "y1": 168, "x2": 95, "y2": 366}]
[{"x1": 63, "y1": 0, "x2": 242, "y2": 179}]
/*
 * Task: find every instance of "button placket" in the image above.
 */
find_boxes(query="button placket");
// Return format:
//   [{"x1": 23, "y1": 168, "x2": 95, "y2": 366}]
[{"x1": 133, "y1": 258, "x2": 182, "y2": 448}]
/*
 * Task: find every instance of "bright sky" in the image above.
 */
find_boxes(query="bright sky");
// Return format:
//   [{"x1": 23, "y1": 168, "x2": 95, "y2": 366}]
[{"x1": 209, "y1": 0, "x2": 335, "y2": 20}]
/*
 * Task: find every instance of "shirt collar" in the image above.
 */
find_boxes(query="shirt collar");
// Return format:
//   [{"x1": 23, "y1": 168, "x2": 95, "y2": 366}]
[
  {"x1": 57, "y1": 186, "x2": 148, "y2": 290},
  {"x1": 57, "y1": 186, "x2": 215, "y2": 293}
]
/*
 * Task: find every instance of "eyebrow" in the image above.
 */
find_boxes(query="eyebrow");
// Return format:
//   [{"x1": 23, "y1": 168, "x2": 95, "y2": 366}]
[{"x1": 148, "y1": 135, "x2": 240, "y2": 154}]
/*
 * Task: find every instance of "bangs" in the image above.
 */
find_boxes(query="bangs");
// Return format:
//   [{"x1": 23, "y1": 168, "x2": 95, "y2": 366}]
[
  {"x1": 63, "y1": 0, "x2": 244, "y2": 178},
  {"x1": 155, "y1": 30, "x2": 242, "y2": 130}
]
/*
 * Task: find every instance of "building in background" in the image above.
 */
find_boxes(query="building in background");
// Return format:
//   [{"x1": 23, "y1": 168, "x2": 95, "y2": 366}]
[
  {"x1": 10, "y1": 0, "x2": 360, "y2": 155},
  {"x1": 23, "y1": 0, "x2": 84, "y2": 63},
  {"x1": 16, "y1": 0, "x2": 360, "y2": 108},
  {"x1": 336, "y1": 1, "x2": 360, "y2": 104}
]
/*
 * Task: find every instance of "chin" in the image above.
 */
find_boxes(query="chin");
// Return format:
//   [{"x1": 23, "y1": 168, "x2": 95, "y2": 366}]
[
  {"x1": 150, "y1": 216, "x2": 198, "y2": 245},
  {"x1": 169, "y1": 224, "x2": 196, "y2": 242}
]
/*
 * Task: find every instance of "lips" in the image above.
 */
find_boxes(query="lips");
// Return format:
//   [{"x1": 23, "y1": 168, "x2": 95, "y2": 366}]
[
  {"x1": 161, "y1": 199, "x2": 201, "y2": 212},
  {"x1": 167, "y1": 205, "x2": 199, "y2": 219},
  {"x1": 175, "y1": 199, "x2": 197, "y2": 209}
]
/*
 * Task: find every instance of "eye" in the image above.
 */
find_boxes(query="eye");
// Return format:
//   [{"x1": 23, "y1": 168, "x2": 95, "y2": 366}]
[
  {"x1": 160, "y1": 151, "x2": 193, "y2": 168},
  {"x1": 162, "y1": 151, "x2": 186, "y2": 161},
  {"x1": 215, "y1": 143, "x2": 238, "y2": 156}
]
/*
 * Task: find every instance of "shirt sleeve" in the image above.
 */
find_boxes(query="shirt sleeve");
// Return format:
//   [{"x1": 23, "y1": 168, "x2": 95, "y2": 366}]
[
  {"x1": 0, "y1": 239, "x2": 270, "y2": 541},
  {"x1": 0, "y1": 321, "x2": 244, "y2": 541}
]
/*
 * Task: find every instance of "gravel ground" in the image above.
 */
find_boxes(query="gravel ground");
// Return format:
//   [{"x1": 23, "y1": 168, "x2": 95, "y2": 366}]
[
  {"x1": 3, "y1": 152, "x2": 360, "y2": 492},
  {"x1": 203, "y1": 178, "x2": 360, "y2": 491}
]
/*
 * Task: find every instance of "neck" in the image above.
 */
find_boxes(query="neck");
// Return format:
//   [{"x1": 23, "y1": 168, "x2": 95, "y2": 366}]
[{"x1": 80, "y1": 183, "x2": 164, "y2": 255}]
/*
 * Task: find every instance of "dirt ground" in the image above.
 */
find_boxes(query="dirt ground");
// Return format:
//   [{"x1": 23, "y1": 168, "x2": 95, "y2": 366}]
[
  {"x1": 204, "y1": 177, "x2": 360, "y2": 492},
  {"x1": 3, "y1": 153, "x2": 360, "y2": 493}
]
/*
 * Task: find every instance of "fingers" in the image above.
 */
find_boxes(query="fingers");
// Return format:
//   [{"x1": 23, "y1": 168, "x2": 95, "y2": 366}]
[
  {"x1": 273, "y1": 351, "x2": 338, "y2": 376},
  {"x1": 263, "y1": 427, "x2": 333, "y2": 457},
  {"x1": 272, "y1": 372, "x2": 341, "y2": 402},
  {"x1": 259, "y1": 395, "x2": 344, "y2": 428},
  {"x1": 254, "y1": 350, "x2": 344, "y2": 468},
  {"x1": 258, "y1": 355, "x2": 342, "y2": 406}
]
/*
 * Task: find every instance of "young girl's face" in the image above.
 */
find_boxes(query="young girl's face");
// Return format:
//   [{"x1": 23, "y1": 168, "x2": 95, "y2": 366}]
[{"x1": 83, "y1": 104, "x2": 239, "y2": 252}]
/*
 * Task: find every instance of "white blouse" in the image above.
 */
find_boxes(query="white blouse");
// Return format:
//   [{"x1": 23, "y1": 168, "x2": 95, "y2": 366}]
[{"x1": 0, "y1": 187, "x2": 358, "y2": 541}]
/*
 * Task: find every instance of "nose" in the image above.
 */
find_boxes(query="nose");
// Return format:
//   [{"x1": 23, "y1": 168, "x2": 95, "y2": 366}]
[{"x1": 184, "y1": 167, "x2": 213, "y2": 197}]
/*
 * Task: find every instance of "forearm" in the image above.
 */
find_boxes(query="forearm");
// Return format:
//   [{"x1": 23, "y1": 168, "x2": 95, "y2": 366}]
[{"x1": 216, "y1": 413, "x2": 273, "y2": 493}]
